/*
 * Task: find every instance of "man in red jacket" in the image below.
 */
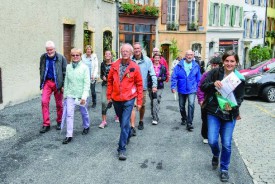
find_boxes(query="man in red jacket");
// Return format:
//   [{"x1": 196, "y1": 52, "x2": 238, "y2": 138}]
[
  {"x1": 107, "y1": 43, "x2": 143, "y2": 161},
  {"x1": 151, "y1": 47, "x2": 170, "y2": 82}
]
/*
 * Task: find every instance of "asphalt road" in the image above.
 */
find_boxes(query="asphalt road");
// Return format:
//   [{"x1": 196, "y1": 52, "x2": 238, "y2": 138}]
[{"x1": 0, "y1": 82, "x2": 253, "y2": 184}]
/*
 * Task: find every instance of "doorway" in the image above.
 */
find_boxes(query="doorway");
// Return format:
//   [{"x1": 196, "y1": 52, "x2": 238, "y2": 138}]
[
  {"x1": 161, "y1": 44, "x2": 170, "y2": 69},
  {"x1": 63, "y1": 24, "x2": 75, "y2": 62}
]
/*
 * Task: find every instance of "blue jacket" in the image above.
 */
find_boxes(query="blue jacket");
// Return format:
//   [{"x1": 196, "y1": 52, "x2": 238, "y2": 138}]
[
  {"x1": 132, "y1": 54, "x2": 157, "y2": 90},
  {"x1": 171, "y1": 59, "x2": 201, "y2": 94}
]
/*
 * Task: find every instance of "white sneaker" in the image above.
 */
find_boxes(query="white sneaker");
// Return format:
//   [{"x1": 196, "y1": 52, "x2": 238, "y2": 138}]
[
  {"x1": 152, "y1": 120, "x2": 158, "y2": 125},
  {"x1": 203, "y1": 139, "x2": 208, "y2": 144}
]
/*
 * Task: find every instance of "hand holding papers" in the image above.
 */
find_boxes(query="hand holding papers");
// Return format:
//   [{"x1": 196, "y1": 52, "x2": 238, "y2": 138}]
[{"x1": 215, "y1": 72, "x2": 241, "y2": 109}]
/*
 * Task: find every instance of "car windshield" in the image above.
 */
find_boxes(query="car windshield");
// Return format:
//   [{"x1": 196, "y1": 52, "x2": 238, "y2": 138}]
[{"x1": 250, "y1": 60, "x2": 269, "y2": 69}]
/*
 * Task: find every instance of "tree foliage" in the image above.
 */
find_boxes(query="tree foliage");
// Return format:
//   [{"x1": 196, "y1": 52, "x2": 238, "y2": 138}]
[
  {"x1": 169, "y1": 38, "x2": 181, "y2": 60},
  {"x1": 249, "y1": 45, "x2": 272, "y2": 65}
]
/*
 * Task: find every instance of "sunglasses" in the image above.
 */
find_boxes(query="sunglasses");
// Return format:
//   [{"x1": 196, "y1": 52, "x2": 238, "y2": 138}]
[{"x1": 71, "y1": 54, "x2": 80, "y2": 57}]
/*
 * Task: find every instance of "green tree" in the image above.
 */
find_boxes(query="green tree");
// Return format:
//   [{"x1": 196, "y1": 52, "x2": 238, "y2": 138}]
[
  {"x1": 169, "y1": 38, "x2": 180, "y2": 60},
  {"x1": 249, "y1": 46, "x2": 272, "y2": 66}
]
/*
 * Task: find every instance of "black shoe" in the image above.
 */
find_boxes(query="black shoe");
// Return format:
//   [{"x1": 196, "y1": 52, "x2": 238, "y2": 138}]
[
  {"x1": 62, "y1": 137, "x2": 72, "y2": 144},
  {"x1": 39, "y1": 126, "x2": 50, "y2": 133},
  {"x1": 56, "y1": 123, "x2": 61, "y2": 130},
  {"x1": 138, "y1": 121, "x2": 144, "y2": 130},
  {"x1": 212, "y1": 156, "x2": 219, "y2": 170},
  {"x1": 91, "y1": 103, "x2": 96, "y2": 108},
  {"x1": 186, "y1": 124, "x2": 194, "y2": 131},
  {"x1": 127, "y1": 136, "x2": 131, "y2": 145},
  {"x1": 118, "y1": 152, "x2": 127, "y2": 161},
  {"x1": 82, "y1": 127, "x2": 90, "y2": 135},
  {"x1": 220, "y1": 171, "x2": 229, "y2": 182},
  {"x1": 131, "y1": 127, "x2": 137, "y2": 136},
  {"x1": 181, "y1": 120, "x2": 186, "y2": 125}
]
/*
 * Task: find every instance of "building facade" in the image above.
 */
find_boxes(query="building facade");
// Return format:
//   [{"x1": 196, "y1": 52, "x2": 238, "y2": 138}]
[
  {"x1": 157, "y1": 0, "x2": 207, "y2": 69},
  {"x1": 118, "y1": 0, "x2": 158, "y2": 57},
  {"x1": 0, "y1": 0, "x2": 117, "y2": 110},
  {"x1": 205, "y1": 0, "x2": 244, "y2": 66},
  {"x1": 243, "y1": 0, "x2": 267, "y2": 68}
]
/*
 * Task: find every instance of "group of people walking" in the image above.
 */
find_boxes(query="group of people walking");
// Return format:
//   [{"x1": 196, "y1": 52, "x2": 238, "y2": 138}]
[{"x1": 39, "y1": 40, "x2": 244, "y2": 182}]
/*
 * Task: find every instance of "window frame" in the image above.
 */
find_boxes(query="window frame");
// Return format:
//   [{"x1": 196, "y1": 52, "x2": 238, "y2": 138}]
[
  {"x1": 188, "y1": 0, "x2": 197, "y2": 24},
  {"x1": 167, "y1": 0, "x2": 177, "y2": 24},
  {"x1": 213, "y1": 3, "x2": 220, "y2": 26}
]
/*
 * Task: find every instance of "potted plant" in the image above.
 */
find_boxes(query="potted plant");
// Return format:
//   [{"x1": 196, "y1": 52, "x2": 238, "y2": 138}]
[
  {"x1": 167, "y1": 22, "x2": 179, "y2": 31},
  {"x1": 188, "y1": 22, "x2": 197, "y2": 31},
  {"x1": 120, "y1": 3, "x2": 159, "y2": 16}
]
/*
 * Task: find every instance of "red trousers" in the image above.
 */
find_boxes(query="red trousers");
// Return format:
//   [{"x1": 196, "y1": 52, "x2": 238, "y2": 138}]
[{"x1": 41, "y1": 80, "x2": 63, "y2": 126}]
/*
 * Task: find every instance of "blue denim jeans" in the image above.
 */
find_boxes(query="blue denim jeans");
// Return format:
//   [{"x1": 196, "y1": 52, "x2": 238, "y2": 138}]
[
  {"x1": 207, "y1": 114, "x2": 236, "y2": 171},
  {"x1": 113, "y1": 98, "x2": 135, "y2": 153},
  {"x1": 178, "y1": 93, "x2": 196, "y2": 124}
]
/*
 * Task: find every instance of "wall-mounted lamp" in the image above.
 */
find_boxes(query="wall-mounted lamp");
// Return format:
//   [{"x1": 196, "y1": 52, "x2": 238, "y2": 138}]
[{"x1": 252, "y1": 13, "x2": 258, "y2": 23}]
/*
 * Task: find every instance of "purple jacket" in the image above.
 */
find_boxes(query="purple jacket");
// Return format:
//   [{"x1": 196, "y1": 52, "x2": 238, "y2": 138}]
[{"x1": 197, "y1": 72, "x2": 208, "y2": 104}]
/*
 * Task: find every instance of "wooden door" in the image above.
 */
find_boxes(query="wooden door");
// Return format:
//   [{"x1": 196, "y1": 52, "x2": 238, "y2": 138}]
[
  {"x1": 161, "y1": 44, "x2": 170, "y2": 69},
  {"x1": 63, "y1": 24, "x2": 74, "y2": 63}
]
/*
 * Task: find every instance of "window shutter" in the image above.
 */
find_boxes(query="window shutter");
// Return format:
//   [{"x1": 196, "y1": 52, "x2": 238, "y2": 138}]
[
  {"x1": 209, "y1": 2, "x2": 214, "y2": 26},
  {"x1": 239, "y1": 7, "x2": 243, "y2": 27},
  {"x1": 179, "y1": 0, "x2": 188, "y2": 25},
  {"x1": 243, "y1": 18, "x2": 247, "y2": 37},
  {"x1": 198, "y1": 0, "x2": 204, "y2": 26},
  {"x1": 220, "y1": 4, "x2": 225, "y2": 26},
  {"x1": 161, "y1": 0, "x2": 168, "y2": 24},
  {"x1": 231, "y1": 5, "x2": 236, "y2": 27}
]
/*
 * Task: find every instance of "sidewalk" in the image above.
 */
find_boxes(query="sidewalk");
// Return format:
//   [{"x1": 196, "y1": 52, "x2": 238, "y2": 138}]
[{"x1": 0, "y1": 82, "x2": 253, "y2": 184}]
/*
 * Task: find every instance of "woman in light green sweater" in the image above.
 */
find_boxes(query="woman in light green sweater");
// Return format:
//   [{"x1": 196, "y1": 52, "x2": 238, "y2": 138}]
[{"x1": 62, "y1": 48, "x2": 91, "y2": 144}]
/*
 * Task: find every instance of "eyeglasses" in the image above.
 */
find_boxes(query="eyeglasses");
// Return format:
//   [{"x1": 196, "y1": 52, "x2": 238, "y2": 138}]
[{"x1": 71, "y1": 54, "x2": 80, "y2": 57}]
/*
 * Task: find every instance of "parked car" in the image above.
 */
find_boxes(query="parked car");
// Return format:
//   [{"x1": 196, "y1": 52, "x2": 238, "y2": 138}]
[
  {"x1": 240, "y1": 59, "x2": 275, "y2": 76},
  {"x1": 244, "y1": 67, "x2": 275, "y2": 102}
]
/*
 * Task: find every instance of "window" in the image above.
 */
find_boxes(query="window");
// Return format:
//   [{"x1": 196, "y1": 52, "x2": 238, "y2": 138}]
[
  {"x1": 225, "y1": 5, "x2": 230, "y2": 26},
  {"x1": 167, "y1": 0, "x2": 176, "y2": 24},
  {"x1": 134, "y1": 0, "x2": 148, "y2": 5},
  {"x1": 247, "y1": 19, "x2": 251, "y2": 38},
  {"x1": 135, "y1": 24, "x2": 151, "y2": 33},
  {"x1": 188, "y1": 0, "x2": 196, "y2": 24},
  {"x1": 213, "y1": 3, "x2": 219, "y2": 26},
  {"x1": 124, "y1": 24, "x2": 133, "y2": 32},
  {"x1": 234, "y1": 7, "x2": 240, "y2": 26}
]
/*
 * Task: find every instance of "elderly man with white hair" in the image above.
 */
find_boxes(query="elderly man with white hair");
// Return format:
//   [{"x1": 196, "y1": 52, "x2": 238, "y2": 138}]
[
  {"x1": 39, "y1": 41, "x2": 67, "y2": 133},
  {"x1": 171, "y1": 50, "x2": 201, "y2": 131}
]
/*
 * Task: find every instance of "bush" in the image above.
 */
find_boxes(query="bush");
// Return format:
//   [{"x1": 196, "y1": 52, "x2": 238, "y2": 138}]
[{"x1": 249, "y1": 45, "x2": 272, "y2": 65}]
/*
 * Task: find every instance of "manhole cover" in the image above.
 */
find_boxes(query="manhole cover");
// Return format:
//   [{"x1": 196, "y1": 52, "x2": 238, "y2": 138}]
[{"x1": 0, "y1": 126, "x2": 16, "y2": 141}]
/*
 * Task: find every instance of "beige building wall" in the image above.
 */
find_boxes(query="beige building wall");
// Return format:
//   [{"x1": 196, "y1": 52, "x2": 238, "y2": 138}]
[
  {"x1": 84, "y1": 0, "x2": 118, "y2": 61},
  {"x1": 0, "y1": 0, "x2": 117, "y2": 110}
]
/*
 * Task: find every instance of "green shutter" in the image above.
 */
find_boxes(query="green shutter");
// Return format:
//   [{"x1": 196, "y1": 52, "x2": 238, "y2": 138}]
[
  {"x1": 220, "y1": 4, "x2": 225, "y2": 26},
  {"x1": 239, "y1": 7, "x2": 243, "y2": 27},
  {"x1": 230, "y1": 5, "x2": 236, "y2": 27},
  {"x1": 209, "y1": 2, "x2": 214, "y2": 26}
]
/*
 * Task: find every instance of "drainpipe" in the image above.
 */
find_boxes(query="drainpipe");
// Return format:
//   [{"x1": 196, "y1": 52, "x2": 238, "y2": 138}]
[
  {"x1": 263, "y1": 0, "x2": 267, "y2": 46},
  {"x1": 115, "y1": 0, "x2": 120, "y2": 59}
]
